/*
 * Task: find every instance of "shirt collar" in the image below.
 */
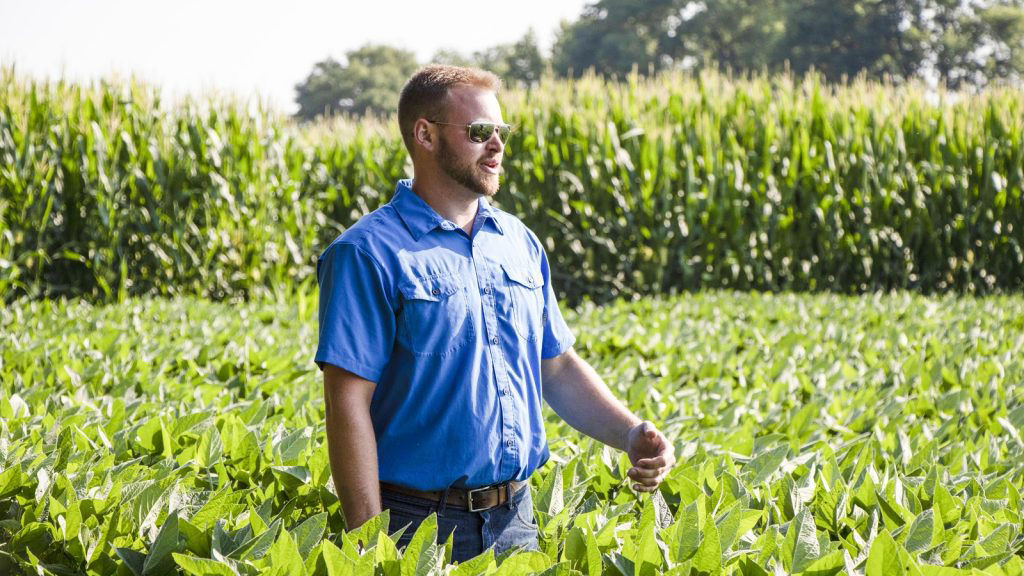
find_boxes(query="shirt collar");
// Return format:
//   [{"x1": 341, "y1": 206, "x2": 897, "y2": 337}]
[{"x1": 391, "y1": 179, "x2": 504, "y2": 241}]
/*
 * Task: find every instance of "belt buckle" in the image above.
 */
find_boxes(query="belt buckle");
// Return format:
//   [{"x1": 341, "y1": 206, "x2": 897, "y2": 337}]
[{"x1": 467, "y1": 485, "x2": 492, "y2": 512}]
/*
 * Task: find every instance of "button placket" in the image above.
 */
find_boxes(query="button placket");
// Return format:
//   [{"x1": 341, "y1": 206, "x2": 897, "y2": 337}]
[{"x1": 469, "y1": 239, "x2": 520, "y2": 477}]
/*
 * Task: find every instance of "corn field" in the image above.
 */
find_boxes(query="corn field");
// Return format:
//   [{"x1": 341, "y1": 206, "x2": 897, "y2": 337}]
[{"x1": 1, "y1": 67, "x2": 1022, "y2": 304}]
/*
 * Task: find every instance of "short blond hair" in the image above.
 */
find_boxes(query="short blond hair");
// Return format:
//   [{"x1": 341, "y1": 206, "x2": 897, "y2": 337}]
[{"x1": 398, "y1": 64, "x2": 501, "y2": 153}]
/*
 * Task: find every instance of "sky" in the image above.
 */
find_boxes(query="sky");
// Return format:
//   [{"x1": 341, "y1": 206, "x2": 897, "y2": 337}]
[{"x1": 0, "y1": 0, "x2": 590, "y2": 113}]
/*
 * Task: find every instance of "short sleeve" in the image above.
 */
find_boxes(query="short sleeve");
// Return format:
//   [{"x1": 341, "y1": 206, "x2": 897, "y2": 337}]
[
  {"x1": 314, "y1": 242, "x2": 396, "y2": 381},
  {"x1": 538, "y1": 246, "x2": 576, "y2": 359}
]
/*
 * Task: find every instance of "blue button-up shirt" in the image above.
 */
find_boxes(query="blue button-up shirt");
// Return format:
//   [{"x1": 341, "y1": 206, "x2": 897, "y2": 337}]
[{"x1": 315, "y1": 179, "x2": 575, "y2": 491}]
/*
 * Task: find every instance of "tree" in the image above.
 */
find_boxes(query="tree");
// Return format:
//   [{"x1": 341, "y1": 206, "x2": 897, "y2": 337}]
[
  {"x1": 430, "y1": 32, "x2": 547, "y2": 85},
  {"x1": 294, "y1": 45, "x2": 418, "y2": 121},
  {"x1": 919, "y1": 0, "x2": 1024, "y2": 87},
  {"x1": 430, "y1": 49, "x2": 476, "y2": 68},
  {"x1": 775, "y1": 0, "x2": 925, "y2": 81},
  {"x1": 666, "y1": 0, "x2": 789, "y2": 72},
  {"x1": 552, "y1": 0, "x2": 679, "y2": 77},
  {"x1": 474, "y1": 30, "x2": 547, "y2": 86},
  {"x1": 550, "y1": 0, "x2": 1023, "y2": 86}
]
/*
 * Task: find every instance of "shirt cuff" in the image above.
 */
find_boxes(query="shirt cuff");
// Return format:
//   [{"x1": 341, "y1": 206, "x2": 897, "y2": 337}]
[
  {"x1": 541, "y1": 333, "x2": 576, "y2": 359},
  {"x1": 313, "y1": 351, "x2": 384, "y2": 382}
]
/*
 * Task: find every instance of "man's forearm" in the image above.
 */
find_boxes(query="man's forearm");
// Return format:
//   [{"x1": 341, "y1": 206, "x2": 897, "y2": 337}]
[
  {"x1": 542, "y1": 349, "x2": 641, "y2": 451},
  {"x1": 325, "y1": 394, "x2": 381, "y2": 529}
]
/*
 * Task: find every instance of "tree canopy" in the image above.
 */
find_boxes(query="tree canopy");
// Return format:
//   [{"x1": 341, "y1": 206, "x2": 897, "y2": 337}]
[
  {"x1": 294, "y1": 44, "x2": 417, "y2": 121},
  {"x1": 294, "y1": 0, "x2": 1024, "y2": 118},
  {"x1": 550, "y1": 0, "x2": 1024, "y2": 86}
]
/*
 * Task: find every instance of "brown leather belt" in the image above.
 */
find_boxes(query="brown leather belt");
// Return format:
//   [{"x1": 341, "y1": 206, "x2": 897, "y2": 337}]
[{"x1": 380, "y1": 480, "x2": 527, "y2": 512}]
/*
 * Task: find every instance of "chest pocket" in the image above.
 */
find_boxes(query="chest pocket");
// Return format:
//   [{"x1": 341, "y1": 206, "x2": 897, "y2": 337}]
[
  {"x1": 502, "y1": 263, "x2": 545, "y2": 342},
  {"x1": 398, "y1": 272, "x2": 474, "y2": 357}
]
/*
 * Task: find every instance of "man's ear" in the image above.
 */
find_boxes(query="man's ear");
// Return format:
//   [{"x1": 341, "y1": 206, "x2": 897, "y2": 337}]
[{"x1": 413, "y1": 119, "x2": 435, "y2": 152}]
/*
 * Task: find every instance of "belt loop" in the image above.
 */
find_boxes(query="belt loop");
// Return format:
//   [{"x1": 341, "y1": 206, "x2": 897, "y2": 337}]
[
  {"x1": 505, "y1": 482, "x2": 513, "y2": 510},
  {"x1": 438, "y1": 485, "x2": 451, "y2": 517}
]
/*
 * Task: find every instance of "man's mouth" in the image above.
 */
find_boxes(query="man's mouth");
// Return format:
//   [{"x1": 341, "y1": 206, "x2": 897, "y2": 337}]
[{"x1": 480, "y1": 159, "x2": 501, "y2": 174}]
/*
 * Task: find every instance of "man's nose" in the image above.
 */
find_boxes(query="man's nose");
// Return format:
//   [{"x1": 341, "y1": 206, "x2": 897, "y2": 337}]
[{"x1": 486, "y1": 130, "x2": 504, "y2": 152}]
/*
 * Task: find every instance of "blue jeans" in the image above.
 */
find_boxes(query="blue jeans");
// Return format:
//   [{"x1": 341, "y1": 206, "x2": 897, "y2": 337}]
[{"x1": 381, "y1": 483, "x2": 541, "y2": 563}]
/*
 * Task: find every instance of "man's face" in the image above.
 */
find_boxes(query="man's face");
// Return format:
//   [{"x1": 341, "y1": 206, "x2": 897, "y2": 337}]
[{"x1": 434, "y1": 85, "x2": 505, "y2": 197}]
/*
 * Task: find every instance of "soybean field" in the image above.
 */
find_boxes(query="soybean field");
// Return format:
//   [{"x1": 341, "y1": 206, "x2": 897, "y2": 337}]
[{"x1": 2, "y1": 292, "x2": 1023, "y2": 574}]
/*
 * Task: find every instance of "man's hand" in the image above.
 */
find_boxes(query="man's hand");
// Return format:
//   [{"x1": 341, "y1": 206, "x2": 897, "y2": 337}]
[
  {"x1": 543, "y1": 350, "x2": 676, "y2": 493},
  {"x1": 625, "y1": 421, "x2": 675, "y2": 492}
]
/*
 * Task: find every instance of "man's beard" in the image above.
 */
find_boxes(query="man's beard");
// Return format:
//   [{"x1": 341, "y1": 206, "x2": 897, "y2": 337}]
[{"x1": 437, "y1": 134, "x2": 499, "y2": 197}]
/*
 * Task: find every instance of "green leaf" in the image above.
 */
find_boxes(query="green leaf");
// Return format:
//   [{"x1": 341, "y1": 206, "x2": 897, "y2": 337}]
[
  {"x1": 189, "y1": 486, "x2": 243, "y2": 532},
  {"x1": 234, "y1": 519, "x2": 282, "y2": 561},
  {"x1": 179, "y1": 517, "x2": 211, "y2": 557},
  {"x1": 451, "y1": 549, "x2": 497, "y2": 576},
  {"x1": 694, "y1": 510, "x2": 722, "y2": 574},
  {"x1": 272, "y1": 465, "x2": 312, "y2": 490},
  {"x1": 275, "y1": 427, "x2": 312, "y2": 464},
  {"x1": 789, "y1": 508, "x2": 821, "y2": 574},
  {"x1": 565, "y1": 527, "x2": 586, "y2": 563},
  {"x1": 115, "y1": 547, "x2": 147, "y2": 576},
  {"x1": 345, "y1": 509, "x2": 389, "y2": 551},
  {"x1": 143, "y1": 510, "x2": 179, "y2": 574},
  {"x1": 86, "y1": 506, "x2": 119, "y2": 565},
  {"x1": 173, "y1": 553, "x2": 239, "y2": 576},
  {"x1": 585, "y1": 528, "x2": 603, "y2": 576},
  {"x1": 933, "y1": 483, "x2": 960, "y2": 526},
  {"x1": 674, "y1": 502, "x2": 700, "y2": 562},
  {"x1": 131, "y1": 479, "x2": 172, "y2": 531},
  {"x1": 322, "y1": 539, "x2": 355, "y2": 576},
  {"x1": 0, "y1": 465, "x2": 23, "y2": 498},
  {"x1": 875, "y1": 488, "x2": 911, "y2": 529},
  {"x1": 977, "y1": 523, "x2": 1013, "y2": 555},
  {"x1": 400, "y1": 513, "x2": 440, "y2": 576},
  {"x1": 905, "y1": 510, "x2": 937, "y2": 553},
  {"x1": 918, "y1": 566, "x2": 969, "y2": 576},
  {"x1": 290, "y1": 513, "x2": 327, "y2": 559},
  {"x1": 803, "y1": 550, "x2": 845, "y2": 576},
  {"x1": 264, "y1": 528, "x2": 306, "y2": 576},
  {"x1": 536, "y1": 465, "x2": 564, "y2": 516},
  {"x1": 746, "y1": 444, "x2": 789, "y2": 485},
  {"x1": 375, "y1": 531, "x2": 400, "y2": 574},
  {"x1": 634, "y1": 504, "x2": 663, "y2": 575},
  {"x1": 196, "y1": 427, "x2": 223, "y2": 469},
  {"x1": 494, "y1": 551, "x2": 554, "y2": 576},
  {"x1": 716, "y1": 501, "x2": 743, "y2": 552},
  {"x1": 866, "y1": 530, "x2": 903, "y2": 576}
]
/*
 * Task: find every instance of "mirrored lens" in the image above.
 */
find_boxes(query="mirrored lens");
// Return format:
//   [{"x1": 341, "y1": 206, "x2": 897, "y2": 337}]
[
  {"x1": 468, "y1": 123, "x2": 495, "y2": 142},
  {"x1": 468, "y1": 123, "x2": 511, "y2": 143}
]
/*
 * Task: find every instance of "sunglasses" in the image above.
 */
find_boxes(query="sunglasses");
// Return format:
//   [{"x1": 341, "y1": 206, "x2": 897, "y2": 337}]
[{"x1": 427, "y1": 120, "x2": 513, "y2": 143}]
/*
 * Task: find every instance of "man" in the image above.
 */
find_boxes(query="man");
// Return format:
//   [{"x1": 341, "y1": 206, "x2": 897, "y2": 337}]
[{"x1": 315, "y1": 64, "x2": 674, "y2": 562}]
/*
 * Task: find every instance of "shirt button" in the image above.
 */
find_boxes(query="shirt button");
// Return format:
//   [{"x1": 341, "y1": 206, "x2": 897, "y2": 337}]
[
  {"x1": 503, "y1": 387, "x2": 510, "y2": 396},
  {"x1": 431, "y1": 288, "x2": 440, "y2": 295},
  {"x1": 483, "y1": 286, "x2": 491, "y2": 294},
  {"x1": 506, "y1": 439, "x2": 514, "y2": 448},
  {"x1": 491, "y1": 337, "x2": 498, "y2": 345}
]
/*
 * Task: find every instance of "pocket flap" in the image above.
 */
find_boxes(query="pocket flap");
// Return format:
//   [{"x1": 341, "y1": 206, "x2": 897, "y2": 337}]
[
  {"x1": 502, "y1": 264, "x2": 543, "y2": 289},
  {"x1": 399, "y1": 272, "x2": 461, "y2": 302}
]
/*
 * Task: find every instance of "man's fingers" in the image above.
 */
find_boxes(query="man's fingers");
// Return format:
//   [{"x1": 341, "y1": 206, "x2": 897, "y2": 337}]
[
  {"x1": 634, "y1": 455, "x2": 671, "y2": 468},
  {"x1": 630, "y1": 471, "x2": 663, "y2": 483},
  {"x1": 631, "y1": 477, "x2": 662, "y2": 491},
  {"x1": 628, "y1": 466, "x2": 663, "y2": 479}
]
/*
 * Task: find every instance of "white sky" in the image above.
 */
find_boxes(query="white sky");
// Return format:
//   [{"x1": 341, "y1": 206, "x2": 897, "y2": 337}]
[{"x1": 1, "y1": 0, "x2": 590, "y2": 113}]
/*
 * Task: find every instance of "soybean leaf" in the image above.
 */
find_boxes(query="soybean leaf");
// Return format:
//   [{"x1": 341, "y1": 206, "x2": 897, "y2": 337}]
[
  {"x1": 143, "y1": 510, "x2": 179, "y2": 574},
  {"x1": 290, "y1": 512, "x2": 327, "y2": 559}
]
